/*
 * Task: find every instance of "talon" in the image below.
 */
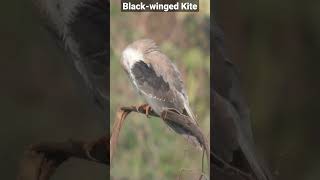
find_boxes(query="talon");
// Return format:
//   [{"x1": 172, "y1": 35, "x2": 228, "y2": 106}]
[
  {"x1": 139, "y1": 104, "x2": 151, "y2": 118},
  {"x1": 145, "y1": 105, "x2": 151, "y2": 118},
  {"x1": 134, "y1": 105, "x2": 140, "y2": 113}
]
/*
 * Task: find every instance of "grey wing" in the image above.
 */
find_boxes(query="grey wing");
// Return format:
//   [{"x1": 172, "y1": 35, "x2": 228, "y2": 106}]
[
  {"x1": 213, "y1": 24, "x2": 253, "y2": 143},
  {"x1": 130, "y1": 60, "x2": 201, "y2": 147},
  {"x1": 213, "y1": 24, "x2": 272, "y2": 180},
  {"x1": 66, "y1": 0, "x2": 109, "y2": 109},
  {"x1": 130, "y1": 61, "x2": 183, "y2": 113},
  {"x1": 40, "y1": 0, "x2": 109, "y2": 109},
  {"x1": 144, "y1": 50, "x2": 198, "y2": 124}
]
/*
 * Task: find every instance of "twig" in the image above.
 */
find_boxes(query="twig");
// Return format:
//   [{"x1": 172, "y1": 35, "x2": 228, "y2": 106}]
[
  {"x1": 110, "y1": 104, "x2": 210, "y2": 175},
  {"x1": 130, "y1": 106, "x2": 209, "y2": 158},
  {"x1": 110, "y1": 107, "x2": 131, "y2": 162},
  {"x1": 17, "y1": 137, "x2": 108, "y2": 180}
]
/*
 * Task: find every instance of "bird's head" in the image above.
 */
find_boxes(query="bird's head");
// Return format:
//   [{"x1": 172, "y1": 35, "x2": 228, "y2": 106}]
[{"x1": 120, "y1": 39, "x2": 158, "y2": 72}]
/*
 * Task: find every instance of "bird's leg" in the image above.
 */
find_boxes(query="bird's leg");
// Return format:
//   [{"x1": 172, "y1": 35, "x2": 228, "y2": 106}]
[{"x1": 137, "y1": 104, "x2": 152, "y2": 118}]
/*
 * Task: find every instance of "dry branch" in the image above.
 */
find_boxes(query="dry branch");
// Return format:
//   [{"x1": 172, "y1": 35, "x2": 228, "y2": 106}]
[
  {"x1": 17, "y1": 137, "x2": 108, "y2": 180},
  {"x1": 17, "y1": 104, "x2": 210, "y2": 180},
  {"x1": 110, "y1": 105, "x2": 210, "y2": 166}
]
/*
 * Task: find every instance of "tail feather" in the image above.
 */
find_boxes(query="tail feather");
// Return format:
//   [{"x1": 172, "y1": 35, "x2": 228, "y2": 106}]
[
  {"x1": 240, "y1": 142, "x2": 273, "y2": 180},
  {"x1": 165, "y1": 121, "x2": 201, "y2": 147},
  {"x1": 184, "y1": 102, "x2": 199, "y2": 125}
]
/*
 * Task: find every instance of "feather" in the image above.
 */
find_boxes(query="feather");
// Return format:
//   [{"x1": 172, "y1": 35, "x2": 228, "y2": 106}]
[
  {"x1": 37, "y1": 0, "x2": 109, "y2": 109},
  {"x1": 121, "y1": 39, "x2": 202, "y2": 148},
  {"x1": 213, "y1": 23, "x2": 273, "y2": 180}
]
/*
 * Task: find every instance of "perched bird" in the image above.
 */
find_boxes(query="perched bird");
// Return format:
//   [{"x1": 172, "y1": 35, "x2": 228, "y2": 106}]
[
  {"x1": 35, "y1": 0, "x2": 109, "y2": 112},
  {"x1": 213, "y1": 24, "x2": 273, "y2": 180},
  {"x1": 120, "y1": 39, "x2": 201, "y2": 147}
]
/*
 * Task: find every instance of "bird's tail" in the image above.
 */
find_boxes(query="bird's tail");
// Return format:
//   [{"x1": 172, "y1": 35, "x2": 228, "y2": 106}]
[
  {"x1": 164, "y1": 120, "x2": 210, "y2": 168},
  {"x1": 183, "y1": 102, "x2": 199, "y2": 126},
  {"x1": 241, "y1": 142, "x2": 273, "y2": 180},
  {"x1": 181, "y1": 102, "x2": 207, "y2": 150},
  {"x1": 165, "y1": 121, "x2": 202, "y2": 148}
]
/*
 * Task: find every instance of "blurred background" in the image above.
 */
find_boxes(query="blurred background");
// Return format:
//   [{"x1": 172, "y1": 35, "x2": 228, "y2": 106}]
[
  {"x1": 2, "y1": 0, "x2": 319, "y2": 180},
  {"x1": 110, "y1": 1, "x2": 210, "y2": 179},
  {"x1": 215, "y1": 0, "x2": 320, "y2": 180},
  {"x1": 0, "y1": 1, "x2": 106, "y2": 180}
]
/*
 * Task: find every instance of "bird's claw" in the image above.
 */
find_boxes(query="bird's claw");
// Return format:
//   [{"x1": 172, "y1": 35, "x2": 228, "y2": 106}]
[{"x1": 138, "y1": 104, "x2": 151, "y2": 118}]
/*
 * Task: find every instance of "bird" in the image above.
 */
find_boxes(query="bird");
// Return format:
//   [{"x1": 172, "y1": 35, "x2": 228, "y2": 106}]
[
  {"x1": 213, "y1": 24, "x2": 273, "y2": 180},
  {"x1": 34, "y1": 0, "x2": 110, "y2": 166},
  {"x1": 34, "y1": 0, "x2": 109, "y2": 112},
  {"x1": 120, "y1": 39, "x2": 202, "y2": 148}
]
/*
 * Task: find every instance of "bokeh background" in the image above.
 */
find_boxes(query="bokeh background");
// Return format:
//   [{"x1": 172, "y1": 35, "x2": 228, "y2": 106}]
[
  {"x1": 0, "y1": 1, "x2": 106, "y2": 180},
  {"x1": 110, "y1": 1, "x2": 210, "y2": 179},
  {"x1": 2, "y1": 0, "x2": 320, "y2": 180},
  {"x1": 215, "y1": 1, "x2": 320, "y2": 180}
]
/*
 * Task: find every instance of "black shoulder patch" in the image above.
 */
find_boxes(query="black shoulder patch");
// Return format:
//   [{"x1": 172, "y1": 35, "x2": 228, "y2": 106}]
[
  {"x1": 131, "y1": 61, "x2": 170, "y2": 93},
  {"x1": 131, "y1": 60, "x2": 185, "y2": 113}
]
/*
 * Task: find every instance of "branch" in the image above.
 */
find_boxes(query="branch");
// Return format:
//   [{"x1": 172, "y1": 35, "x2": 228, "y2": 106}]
[
  {"x1": 17, "y1": 137, "x2": 108, "y2": 180},
  {"x1": 110, "y1": 105, "x2": 210, "y2": 166}
]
